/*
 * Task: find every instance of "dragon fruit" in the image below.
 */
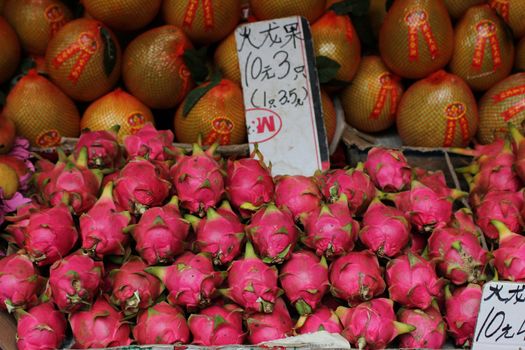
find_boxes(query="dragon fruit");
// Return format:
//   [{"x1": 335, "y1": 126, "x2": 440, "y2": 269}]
[
  {"x1": 146, "y1": 252, "x2": 225, "y2": 310},
  {"x1": 2, "y1": 137, "x2": 35, "y2": 192},
  {"x1": 124, "y1": 123, "x2": 179, "y2": 161},
  {"x1": 169, "y1": 143, "x2": 224, "y2": 215},
  {"x1": 397, "y1": 305, "x2": 447, "y2": 349},
  {"x1": 295, "y1": 306, "x2": 343, "y2": 335},
  {"x1": 3, "y1": 201, "x2": 40, "y2": 247},
  {"x1": 16, "y1": 302, "x2": 67, "y2": 350},
  {"x1": 329, "y1": 250, "x2": 386, "y2": 304},
  {"x1": 336, "y1": 298, "x2": 415, "y2": 349},
  {"x1": 34, "y1": 147, "x2": 103, "y2": 215},
  {"x1": 246, "y1": 298, "x2": 293, "y2": 344},
  {"x1": 319, "y1": 163, "x2": 376, "y2": 214},
  {"x1": 188, "y1": 304, "x2": 245, "y2": 345},
  {"x1": 130, "y1": 196, "x2": 190, "y2": 265},
  {"x1": 414, "y1": 168, "x2": 453, "y2": 198},
  {"x1": 274, "y1": 175, "x2": 322, "y2": 219},
  {"x1": 450, "y1": 207, "x2": 483, "y2": 237},
  {"x1": 492, "y1": 220, "x2": 525, "y2": 281},
  {"x1": 246, "y1": 203, "x2": 299, "y2": 263},
  {"x1": 80, "y1": 181, "x2": 131, "y2": 259},
  {"x1": 133, "y1": 301, "x2": 190, "y2": 345},
  {"x1": 445, "y1": 284, "x2": 482, "y2": 347},
  {"x1": 225, "y1": 149, "x2": 274, "y2": 217},
  {"x1": 389, "y1": 180, "x2": 465, "y2": 233},
  {"x1": 279, "y1": 250, "x2": 329, "y2": 315},
  {"x1": 510, "y1": 123, "x2": 525, "y2": 182},
  {"x1": 48, "y1": 252, "x2": 104, "y2": 313},
  {"x1": 386, "y1": 252, "x2": 445, "y2": 309},
  {"x1": 474, "y1": 190, "x2": 523, "y2": 240},
  {"x1": 0, "y1": 253, "x2": 43, "y2": 312},
  {"x1": 69, "y1": 297, "x2": 132, "y2": 348},
  {"x1": 359, "y1": 198, "x2": 410, "y2": 257},
  {"x1": 428, "y1": 227, "x2": 488, "y2": 285},
  {"x1": 23, "y1": 204, "x2": 78, "y2": 266},
  {"x1": 189, "y1": 201, "x2": 245, "y2": 265},
  {"x1": 221, "y1": 242, "x2": 281, "y2": 313},
  {"x1": 363, "y1": 147, "x2": 412, "y2": 192},
  {"x1": 407, "y1": 232, "x2": 428, "y2": 255},
  {"x1": 73, "y1": 126, "x2": 123, "y2": 170},
  {"x1": 109, "y1": 257, "x2": 164, "y2": 315},
  {"x1": 449, "y1": 138, "x2": 506, "y2": 159},
  {"x1": 113, "y1": 158, "x2": 172, "y2": 215},
  {"x1": 301, "y1": 196, "x2": 359, "y2": 259}
]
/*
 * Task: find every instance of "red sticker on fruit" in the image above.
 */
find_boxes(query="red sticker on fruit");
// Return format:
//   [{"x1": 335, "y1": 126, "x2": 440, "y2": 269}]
[
  {"x1": 472, "y1": 20, "x2": 502, "y2": 70},
  {"x1": 36, "y1": 129, "x2": 61, "y2": 147},
  {"x1": 52, "y1": 31, "x2": 98, "y2": 83},
  {"x1": 370, "y1": 73, "x2": 399, "y2": 120},
  {"x1": 405, "y1": 9, "x2": 439, "y2": 61},
  {"x1": 443, "y1": 102, "x2": 469, "y2": 147}
]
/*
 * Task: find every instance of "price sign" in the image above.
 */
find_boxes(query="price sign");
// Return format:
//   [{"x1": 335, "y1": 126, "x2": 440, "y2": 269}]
[
  {"x1": 473, "y1": 281, "x2": 525, "y2": 350},
  {"x1": 235, "y1": 16, "x2": 329, "y2": 176}
]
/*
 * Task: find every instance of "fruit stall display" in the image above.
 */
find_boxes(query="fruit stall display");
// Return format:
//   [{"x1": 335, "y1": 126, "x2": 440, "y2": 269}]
[{"x1": 2, "y1": 0, "x2": 525, "y2": 349}]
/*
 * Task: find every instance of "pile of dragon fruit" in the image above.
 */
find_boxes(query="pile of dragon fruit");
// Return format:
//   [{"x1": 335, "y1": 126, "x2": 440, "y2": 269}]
[{"x1": 1, "y1": 123, "x2": 525, "y2": 350}]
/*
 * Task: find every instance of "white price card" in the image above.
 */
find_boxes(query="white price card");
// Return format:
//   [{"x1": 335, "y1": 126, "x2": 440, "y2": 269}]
[
  {"x1": 235, "y1": 16, "x2": 330, "y2": 176},
  {"x1": 473, "y1": 281, "x2": 525, "y2": 350}
]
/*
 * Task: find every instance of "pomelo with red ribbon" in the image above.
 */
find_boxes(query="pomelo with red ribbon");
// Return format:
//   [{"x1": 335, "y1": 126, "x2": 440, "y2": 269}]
[
  {"x1": 396, "y1": 70, "x2": 478, "y2": 148},
  {"x1": 163, "y1": 0, "x2": 241, "y2": 44},
  {"x1": 45, "y1": 18, "x2": 121, "y2": 102},
  {"x1": 379, "y1": 0, "x2": 454, "y2": 80},
  {"x1": 488, "y1": 0, "x2": 525, "y2": 38},
  {"x1": 478, "y1": 73, "x2": 525, "y2": 144},
  {"x1": 449, "y1": 4, "x2": 514, "y2": 92},
  {"x1": 341, "y1": 56, "x2": 403, "y2": 133}
]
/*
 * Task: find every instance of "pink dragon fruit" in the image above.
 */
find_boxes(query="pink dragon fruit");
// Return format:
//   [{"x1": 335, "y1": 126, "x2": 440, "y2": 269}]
[
  {"x1": 169, "y1": 143, "x2": 224, "y2": 215},
  {"x1": 246, "y1": 203, "x2": 298, "y2": 263},
  {"x1": 188, "y1": 304, "x2": 245, "y2": 345},
  {"x1": 449, "y1": 138, "x2": 506, "y2": 159},
  {"x1": 130, "y1": 196, "x2": 190, "y2": 265},
  {"x1": 295, "y1": 306, "x2": 343, "y2": 334},
  {"x1": 301, "y1": 196, "x2": 359, "y2": 259},
  {"x1": 359, "y1": 198, "x2": 410, "y2": 257},
  {"x1": 73, "y1": 126, "x2": 123, "y2": 170},
  {"x1": 414, "y1": 168, "x2": 453, "y2": 198},
  {"x1": 492, "y1": 220, "x2": 525, "y2": 281},
  {"x1": 69, "y1": 297, "x2": 132, "y2": 348},
  {"x1": 0, "y1": 253, "x2": 43, "y2": 312},
  {"x1": 510, "y1": 123, "x2": 525, "y2": 182},
  {"x1": 246, "y1": 298, "x2": 293, "y2": 344},
  {"x1": 48, "y1": 252, "x2": 104, "y2": 313},
  {"x1": 190, "y1": 201, "x2": 245, "y2": 265},
  {"x1": 449, "y1": 207, "x2": 484, "y2": 237},
  {"x1": 336, "y1": 298, "x2": 415, "y2": 349},
  {"x1": 389, "y1": 180, "x2": 465, "y2": 233},
  {"x1": 225, "y1": 149, "x2": 274, "y2": 217},
  {"x1": 0, "y1": 190, "x2": 31, "y2": 227},
  {"x1": 146, "y1": 252, "x2": 225, "y2": 310},
  {"x1": 319, "y1": 163, "x2": 376, "y2": 215},
  {"x1": 221, "y1": 242, "x2": 281, "y2": 313},
  {"x1": 16, "y1": 302, "x2": 67, "y2": 350},
  {"x1": 474, "y1": 190, "x2": 523, "y2": 240},
  {"x1": 397, "y1": 305, "x2": 447, "y2": 349},
  {"x1": 279, "y1": 250, "x2": 329, "y2": 315},
  {"x1": 364, "y1": 147, "x2": 412, "y2": 192},
  {"x1": 445, "y1": 284, "x2": 482, "y2": 347},
  {"x1": 428, "y1": 227, "x2": 488, "y2": 285},
  {"x1": 3, "y1": 201, "x2": 40, "y2": 247},
  {"x1": 109, "y1": 257, "x2": 164, "y2": 315},
  {"x1": 2, "y1": 137, "x2": 35, "y2": 192},
  {"x1": 329, "y1": 250, "x2": 386, "y2": 304},
  {"x1": 124, "y1": 122, "x2": 179, "y2": 161},
  {"x1": 386, "y1": 252, "x2": 445, "y2": 309},
  {"x1": 407, "y1": 232, "x2": 428, "y2": 255},
  {"x1": 113, "y1": 158, "x2": 172, "y2": 215},
  {"x1": 79, "y1": 181, "x2": 131, "y2": 259},
  {"x1": 34, "y1": 147, "x2": 103, "y2": 215},
  {"x1": 23, "y1": 204, "x2": 78, "y2": 266},
  {"x1": 274, "y1": 175, "x2": 322, "y2": 219},
  {"x1": 133, "y1": 301, "x2": 190, "y2": 345}
]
